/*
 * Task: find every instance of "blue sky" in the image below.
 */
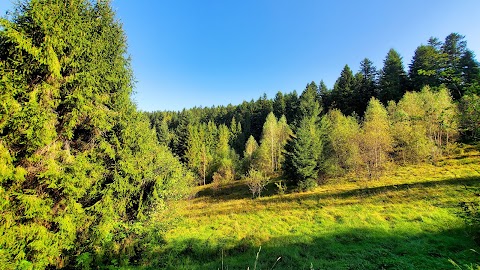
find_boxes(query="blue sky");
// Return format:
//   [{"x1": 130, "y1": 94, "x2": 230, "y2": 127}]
[{"x1": 1, "y1": 1, "x2": 480, "y2": 111}]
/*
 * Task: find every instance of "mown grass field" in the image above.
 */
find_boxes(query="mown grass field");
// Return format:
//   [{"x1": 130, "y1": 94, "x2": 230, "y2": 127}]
[{"x1": 147, "y1": 146, "x2": 480, "y2": 269}]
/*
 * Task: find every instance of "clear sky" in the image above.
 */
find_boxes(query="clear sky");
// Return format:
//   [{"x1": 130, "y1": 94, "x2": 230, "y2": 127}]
[{"x1": 1, "y1": 1, "x2": 480, "y2": 112}]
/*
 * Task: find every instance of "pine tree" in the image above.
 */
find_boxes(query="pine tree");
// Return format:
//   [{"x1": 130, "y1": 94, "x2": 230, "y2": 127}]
[
  {"x1": 459, "y1": 94, "x2": 480, "y2": 141},
  {"x1": 299, "y1": 81, "x2": 322, "y2": 120},
  {"x1": 319, "y1": 80, "x2": 331, "y2": 110}
]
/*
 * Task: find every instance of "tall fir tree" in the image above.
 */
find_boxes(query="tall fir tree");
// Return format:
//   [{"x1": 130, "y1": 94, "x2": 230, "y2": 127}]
[
  {"x1": 284, "y1": 83, "x2": 323, "y2": 189},
  {"x1": 332, "y1": 65, "x2": 356, "y2": 115},
  {"x1": 460, "y1": 50, "x2": 480, "y2": 95},
  {"x1": 442, "y1": 33, "x2": 467, "y2": 99},
  {"x1": 378, "y1": 49, "x2": 408, "y2": 104},
  {"x1": 353, "y1": 58, "x2": 378, "y2": 116},
  {"x1": 409, "y1": 40, "x2": 443, "y2": 90}
]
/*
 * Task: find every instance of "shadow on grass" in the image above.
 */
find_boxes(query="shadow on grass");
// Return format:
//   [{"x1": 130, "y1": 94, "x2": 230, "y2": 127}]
[
  {"x1": 260, "y1": 176, "x2": 480, "y2": 206},
  {"x1": 185, "y1": 176, "x2": 480, "y2": 218},
  {"x1": 144, "y1": 227, "x2": 479, "y2": 270},
  {"x1": 195, "y1": 175, "x2": 480, "y2": 204},
  {"x1": 195, "y1": 178, "x2": 283, "y2": 201}
]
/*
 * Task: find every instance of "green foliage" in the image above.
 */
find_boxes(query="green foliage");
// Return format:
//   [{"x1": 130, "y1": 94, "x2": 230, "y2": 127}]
[
  {"x1": 245, "y1": 169, "x2": 270, "y2": 198},
  {"x1": 321, "y1": 109, "x2": 361, "y2": 177},
  {"x1": 253, "y1": 112, "x2": 292, "y2": 175},
  {"x1": 284, "y1": 83, "x2": 323, "y2": 190},
  {"x1": 242, "y1": 135, "x2": 259, "y2": 173},
  {"x1": 388, "y1": 86, "x2": 459, "y2": 163},
  {"x1": 1, "y1": 3, "x2": 478, "y2": 267},
  {"x1": 352, "y1": 58, "x2": 378, "y2": 116},
  {"x1": 360, "y1": 98, "x2": 393, "y2": 178},
  {"x1": 332, "y1": 65, "x2": 356, "y2": 115},
  {"x1": 186, "y1": 122, "x2": 216, "y2": 185},
  {"x1": 409, "y1": 34, "x2": 480, "y2": 99},
  {"x1": 284, "y1": 117, "x2": 321, "y2": 190},
  {"x1": 459, "y1": 94, "x2": 480, "y2": 141},
  {"x1": 388, "y1": 98, "x2": 432, "y2": 164},
  {"x1": 378, "y1": 49, "x2": 407, "y2": 104},
  {"x1": 159, "y1": 148, "x2": 480, "y2": 269},
  {"x1": 409, "y1": 38, "x2": 444, "y2": 90},
  {"x1": 274, "y1": 181, "x2": 287, "y2": 195},
  {"x1": 0, "y1": 1, "x2": 192, "y2": 268}
]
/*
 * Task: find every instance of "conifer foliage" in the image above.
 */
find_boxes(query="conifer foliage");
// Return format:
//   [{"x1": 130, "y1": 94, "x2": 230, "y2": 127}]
[{"x1": 0, "y1": 1, "x2": 191, "y2": 268}]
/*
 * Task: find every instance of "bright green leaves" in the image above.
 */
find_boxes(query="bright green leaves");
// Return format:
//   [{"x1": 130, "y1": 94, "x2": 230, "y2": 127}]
[{"x1": 0, "y1": 1, "x2": 192, "y2": 268}]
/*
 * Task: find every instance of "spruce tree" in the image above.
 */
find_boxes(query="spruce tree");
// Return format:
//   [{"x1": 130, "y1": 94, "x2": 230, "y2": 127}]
[
  {"x1": 409, "y1": 42, "x2": 443, "y2": 90},
  {"x1": 283, "y1": 116, "x2": 321, "y2": 190},
  {"x1": 353, "y1": 58, "x2": 378, "y2": 115},
  {"x1": 284, "y1": 84, "x2": 322, "y2": 190},
  {"x1": 332, "y1": 65, "x2": 356, "y2": 115},
  {"x1": 460, "y1": 50, "x2": 480, "y2": 95},
  {"x1": 378, "y1": 49, "x2": 407, "y2": 104}
]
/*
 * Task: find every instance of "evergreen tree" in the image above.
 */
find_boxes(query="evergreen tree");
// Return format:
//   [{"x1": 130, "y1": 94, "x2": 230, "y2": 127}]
[
  {"x1": 284, "y1": 83, "x2": 322, "y2": 190},
  {"x1": 442, "y1": 33, "x2": 467, "y2": 99},
  {"x1": 277, "y1": 115, "x2": 293, "y2": 171},
  {"x1": 244, "y1": 135, "x2": 259, "y2": 158},
  {"x1": 212, "y1": 124, "x2": 236, "y2": 185},
  {"x1": 186, "y1": 123, "x2": 215, "y2": 185},
  {"x1": 378, "y1": 49, "x2": 408, "y2": 104},
  {"x1": 332, "y1": 65, "x2": 356, "y2": 115},
  {"x1": 273, "y1": 91, "x2": 286, "y2": 117},
  {"x1": 460, "y1": 49, "x2": 480, "y2": 95},
  {"x1": 460, "y1": 50, "x2": 480, "y2": 95},
  {"x1": 409, "y1": 41, "x2": 443, "y2": 90},
  {"x1": 319, "y1": 80, "x2": 331, "y2": 110},
  {"x1": 283, "y1": 116, "x2": 321, "y2": 190},
  {"x1": 353, "y1": 58, "x2": 378, "y2": 115},
  {"x1": 299, "y1": 81, "x2": 322, "y2": 120},
  {"x1": 0, "y1": 1, "x2": 192, "y2": 268},
  {"x1": 284, "y1": 90, "x2": 299, "y2": 125}
]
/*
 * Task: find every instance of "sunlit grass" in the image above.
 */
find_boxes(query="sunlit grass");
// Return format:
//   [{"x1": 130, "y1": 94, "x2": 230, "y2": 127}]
[{"x1": 147, "y1": 145, "x2": 480, "y2": 269}]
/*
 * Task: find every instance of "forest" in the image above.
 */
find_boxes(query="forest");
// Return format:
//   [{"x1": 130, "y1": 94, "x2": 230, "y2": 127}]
[{"x1": 1, "y1": 0, "x2": 480, "y2": 269}]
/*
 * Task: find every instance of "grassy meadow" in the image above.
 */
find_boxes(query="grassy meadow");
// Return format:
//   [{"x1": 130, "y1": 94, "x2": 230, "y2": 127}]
[{"x1": 145, "y1": 146, "x2": 480, "y2": 269}]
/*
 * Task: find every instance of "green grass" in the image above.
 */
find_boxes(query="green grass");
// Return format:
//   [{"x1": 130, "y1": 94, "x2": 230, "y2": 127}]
[{"x1": 144, "y1": 146, "x2": 480, "y2": 269}]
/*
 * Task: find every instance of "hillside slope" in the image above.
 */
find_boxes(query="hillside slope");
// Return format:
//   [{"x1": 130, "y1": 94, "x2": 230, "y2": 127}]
[{"x1": 152, "y1": 146, "x2": 480, "y2": 269}]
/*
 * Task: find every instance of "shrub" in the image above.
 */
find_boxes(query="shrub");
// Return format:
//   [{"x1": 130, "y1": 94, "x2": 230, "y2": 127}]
[{"x1": 245, "y1": 170, "x2": 270, "y2": 198}]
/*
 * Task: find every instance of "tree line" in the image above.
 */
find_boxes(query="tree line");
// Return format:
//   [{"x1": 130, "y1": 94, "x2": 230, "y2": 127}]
[
  {"x1": 1, "y1": 0, "x2": 479, "y2": 268},
  {"x1": 148, "y1": 32, "x2": 480, "y2": 192}
]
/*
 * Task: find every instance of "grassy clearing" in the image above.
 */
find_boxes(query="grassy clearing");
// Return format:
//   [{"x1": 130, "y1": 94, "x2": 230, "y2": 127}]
[{"x1": 146, "y1": 146, "x2": 480, "y2": 269}]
